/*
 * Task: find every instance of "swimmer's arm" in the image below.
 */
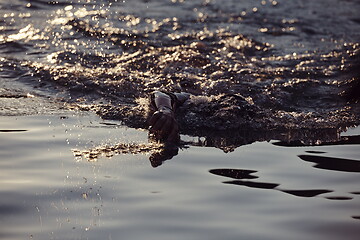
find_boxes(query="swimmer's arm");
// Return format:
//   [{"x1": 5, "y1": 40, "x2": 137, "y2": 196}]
[
  {"x1": 152, "y1": 91, "x2": 190, "y2": 112},
  {"x1": 153, "y1": 91, "x2": 174, "y2": 114},
  {"x1": 149, "y1": 91, "x2": 190, "y2": 142}
]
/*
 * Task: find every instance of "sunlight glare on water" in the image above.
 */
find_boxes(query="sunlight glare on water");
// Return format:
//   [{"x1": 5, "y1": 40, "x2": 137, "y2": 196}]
[{"x1": 0, "y1": 0, "x2": 360, "y2": 239}]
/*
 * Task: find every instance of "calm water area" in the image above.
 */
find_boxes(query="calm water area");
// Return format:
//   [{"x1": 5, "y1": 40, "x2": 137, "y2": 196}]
[{"x1": 0, "y1": 113, "x2": 359, "y2": 240}]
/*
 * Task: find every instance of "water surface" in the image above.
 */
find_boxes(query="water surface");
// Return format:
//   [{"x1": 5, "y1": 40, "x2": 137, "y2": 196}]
[
  {"x1": 1, "y1": 0, "x2": 360, "y2": 239},
  {"x1": 1, "y1": 0, "x2": 359, "y2": 136},
  {"x1": 0, "y1": 114, "x2": 359, "y2": 240}
]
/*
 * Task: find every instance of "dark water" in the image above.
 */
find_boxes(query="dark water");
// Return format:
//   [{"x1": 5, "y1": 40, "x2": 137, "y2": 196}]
[
  {"x1": 1, "y1": 0, "x2": 360, "y2": 144},
  {"x1": 1, "y1": 1, "x2": 360, "y2": 239}
]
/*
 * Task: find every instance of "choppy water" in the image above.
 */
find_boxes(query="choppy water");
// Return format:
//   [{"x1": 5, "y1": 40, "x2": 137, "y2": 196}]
[{"x1": 1, "y1": 0, "x2": 360, "y2": 143}]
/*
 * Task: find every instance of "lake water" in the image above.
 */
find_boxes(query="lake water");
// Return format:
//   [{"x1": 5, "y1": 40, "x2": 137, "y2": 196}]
[
  {"x1": 0, "y1": 113, "x2": 359, "y2": 240},
  {"x1": 1, "y1": 0, "x2": 360, "y2": 132},
  {"x1": 1, "y1": 0, "x2": 360, "y2": 239}
]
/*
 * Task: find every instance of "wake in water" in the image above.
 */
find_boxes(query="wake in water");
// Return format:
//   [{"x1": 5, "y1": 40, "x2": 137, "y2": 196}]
[{"x1": 1, "y1": 0, "x2": 360, "y2": 148}]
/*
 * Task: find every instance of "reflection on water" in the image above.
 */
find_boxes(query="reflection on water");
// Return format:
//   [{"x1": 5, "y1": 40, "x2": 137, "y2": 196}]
[
  {"x1": 224, "y1": 179, "x2": 280, "y2": 189},
  {"x1": 0, "y1": 114, "x2": 359, "y2": 240},
  {"x1": 1, "y1": 0, "x2": 360, "y2": 239},
  {"x1": 210, "y1": 168, "x2": 334, "y2": 197},
  {"x1": 208, "y1": 130, "x2": 360, "y2": 201},
  {"x1": 209, "y1": 168, "x2": 258, "y2": 180},
  {"x1": 75, "y1": 127, "x2": 360, "y2": 170},
  {"x1": 0, "y1": 129, "x2": 27, "y2": 132},
  {"x1": 298, "y1": 155, "x2": 360, "y2": 173},
  {"x1": 281, "y1": 189, "x2": 333, "y2": 198},
  {"x1": 273, "y1": 134, "x2": 360, "y2": 147}
]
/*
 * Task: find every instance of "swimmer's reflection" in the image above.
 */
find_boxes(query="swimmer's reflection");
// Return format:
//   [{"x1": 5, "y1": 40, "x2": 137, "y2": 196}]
[
  {"x1": 74, "y1": 90, "x2": 354, "y2": 166},
  {"x1": 73, "y1": 125, "x2": 355, "y2": 168},
  {"x1": 148, "y1": 143, "x2": 179, "y2": 168}
]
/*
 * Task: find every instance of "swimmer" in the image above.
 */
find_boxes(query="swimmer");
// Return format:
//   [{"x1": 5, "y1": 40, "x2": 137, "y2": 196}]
[{"x1": 148, "y1": 91, "x2": 190, "y2": 143}]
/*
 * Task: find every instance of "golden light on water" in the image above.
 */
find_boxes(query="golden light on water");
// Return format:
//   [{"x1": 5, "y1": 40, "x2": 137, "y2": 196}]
[
  {"x1": 7, "y1": 24, "x2": 39, "y2": 41},
  {"x1": 0, "y1": 1, "x2": 360, "y2": 239}
]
